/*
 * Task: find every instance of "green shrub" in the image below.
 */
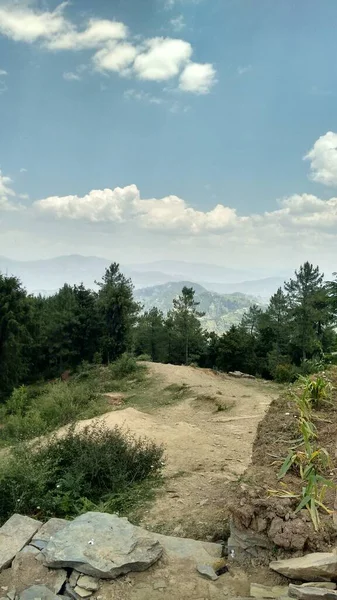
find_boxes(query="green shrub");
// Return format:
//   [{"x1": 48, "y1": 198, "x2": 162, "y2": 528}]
[
  {"x1": 0, "y1": 423, "x2": 164, "y2": 524},
  {"x1": 136, "y1": 354, "x2": 152, "y2": 362},
  {"x1": 274, "y1": 363, "x2": 298, "y2": 383},
  {"x1": 109, "y1": 354, "x2": 139, "y2": 379}
]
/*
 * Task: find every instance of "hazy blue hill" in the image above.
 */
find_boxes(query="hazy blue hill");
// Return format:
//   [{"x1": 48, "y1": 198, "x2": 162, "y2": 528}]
[{"x1": 135, "y1": 281, "x2": 263, "y2": 334}]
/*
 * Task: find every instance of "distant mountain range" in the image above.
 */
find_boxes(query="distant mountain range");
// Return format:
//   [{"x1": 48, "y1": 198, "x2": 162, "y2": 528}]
[
  {"x1": 134, "y1": 281, "x2": 265, "y2": 334},
  {"x1": 0, "y1": 254, "x2": 286, "y2": 299}
]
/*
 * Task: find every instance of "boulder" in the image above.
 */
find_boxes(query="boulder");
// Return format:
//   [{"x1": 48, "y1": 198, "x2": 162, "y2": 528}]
[
  {"x1": 150, "y1": 532, "x2": 221, "y2": 563},
  {"x1": 270, "y1": 553, "x2": 337, "y2": 581},
  {"x1": 289, "y1": 585, "x2": 337, "y2": 600},
  {"x1": 18, "y1": 585, "x2": 59, "y2": 600},
  {"x1": 0, "y1": 515, "x2": 42, "y2": 572},
  {"x1": 43, "y1": 512, "x2": 163, "y2": 579},
  {"x1": 31, "y1": 519, "x2": 68, "y2": 551}
]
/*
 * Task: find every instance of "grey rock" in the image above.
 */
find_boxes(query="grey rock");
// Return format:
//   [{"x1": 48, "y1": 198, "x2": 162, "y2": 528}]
[
  {"x1": 11, "y1": 550, "x2": 67, "y2": 595},
  {"x1": 31, "y1": 520, "x2": 68, "y2": 551},
  {"x1": 76, "y1": 577, "x2": 99, "y2": 592},
  {"x1": 270, "y1": 554, "x2": 337, "y2": 581},
  {"x1": 20, "y1": 546, "x2": 40, "y2": 556},
  {"x1": 43, "y1": 512, "x2": 163, "y2": 579},
  {"x1": 18, "y1": 585, "x2": 58, "y2": 600},
  {"x1": 64, "y1": 584, "x2": 78, "y2": 600},
  {"x1": 301, "y1": 585, "x2": 337, "y2": 591},
  {"x1": 196, "y1": 564, "x2": 218, "y2": 581},
  {"x1": 289, "y1": 585, "x2": 337, "y2": 600},
  {"x1": 68, "y1": 572, "x2": 80, "y2": 588},
  {"x1": 250, "y1": 584, "x2": 289, "y2": 598},
  {"x1": 73, "y1": 587, "x2": 92, "y2": 598},
  {"x1": 150, "y1": 532, "x2": 221, "y2": 562},
  {"x1": 7, "y1": 592, "x2": 15, "y2": 600},
  {"x1": 0, "y1": 514, "x2": 42, "y2": 572}
]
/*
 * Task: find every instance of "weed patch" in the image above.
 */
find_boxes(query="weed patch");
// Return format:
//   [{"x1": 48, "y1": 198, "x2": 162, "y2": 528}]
[{"x1": 0, "y1": 422, "x2": 164, "y2": 524}]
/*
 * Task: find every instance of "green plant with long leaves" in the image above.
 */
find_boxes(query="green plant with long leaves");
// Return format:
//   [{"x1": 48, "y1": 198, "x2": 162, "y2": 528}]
[
  {"x1": 298, "y1": 375, "x2": 332, "y2": 408},
  {"x1": 271, "y1": 379, "x2": 334, "y2": 530}
]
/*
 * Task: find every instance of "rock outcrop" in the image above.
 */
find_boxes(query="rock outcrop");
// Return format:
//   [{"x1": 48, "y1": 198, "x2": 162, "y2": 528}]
[{"x1": 270, "y1": 553, "x2": 337, "y2": 581}]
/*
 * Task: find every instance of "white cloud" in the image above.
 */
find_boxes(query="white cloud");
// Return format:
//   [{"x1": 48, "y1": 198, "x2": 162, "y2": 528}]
[
  {"x1": 304, "y1": 131, "x2": 337, "y2": 187},
  {"x1": 0, "y1": 3, "x2": 216, "y2": 94},
  {"x1": 0, "y1": 171, "x2": 20, "y2": 211},
  {"x1": 179, "y1": 62, "x2": 216, "y2": 94},
  {"x1": 46, "y1": 19, "x2": 127, "y2": 51},
  {"x1": 0, "y1": 69, "x2": 7, "y2": 76},
  {"x1": 0, "y1": 2, "x2": 68, "y2": 43},
  {"x1": 170, "y1": 15, "x2": 185, "y2": 32},
  {"x1": 34, "y1": 185, "x2": 140, "y2": 222},
  {"x1": 20, "y1": 168, "x2": 28, "y2": 173},
  {"x1": 93, "y1": 42, "x2": 138, "y2": 72},
  {"x1": 133, "y1": 37, "x2": 192, "y2": 81},
  {"x1": 63, "y1": 71, "x2": 81, "y2": 81}
]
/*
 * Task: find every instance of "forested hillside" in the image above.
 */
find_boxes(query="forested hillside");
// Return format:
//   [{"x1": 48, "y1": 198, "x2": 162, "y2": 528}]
[
  {"x1": 135, "y1": 281, "x2": 261, "y2": 333},
  {"x1": 1, "y1": 260, "x2": 337, "y2": 401}
]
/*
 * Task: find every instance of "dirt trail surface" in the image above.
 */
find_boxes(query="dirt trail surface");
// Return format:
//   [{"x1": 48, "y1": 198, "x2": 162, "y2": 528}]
[{"x1": 75, "y1": 363, "x2": 278, "y2": 537}]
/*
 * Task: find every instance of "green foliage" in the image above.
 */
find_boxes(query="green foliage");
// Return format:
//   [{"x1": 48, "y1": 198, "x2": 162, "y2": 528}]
[
  {"x1": 298, "y1": 374, "x2": 332, "y2": 408},
  {"x1": 273, "y1": 363, "x2": 298, "y2": 383},
  {"x1": 0, "y1": 423, "x2": 164, "y2": 524},
  {"x1": 109, "y1": 353, "x2": 140, "y2": 379},
  {"x1": 137, "y1": 353, "x2": 152, "y2": 362},
  {"x1": 273, "y1": 377, "x2": 334, "y2": 530}
]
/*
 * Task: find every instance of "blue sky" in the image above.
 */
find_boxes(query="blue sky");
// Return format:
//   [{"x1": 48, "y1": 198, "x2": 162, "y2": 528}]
[{"x1": 1, "y1": 0, "x2": 337, "y2": 271}]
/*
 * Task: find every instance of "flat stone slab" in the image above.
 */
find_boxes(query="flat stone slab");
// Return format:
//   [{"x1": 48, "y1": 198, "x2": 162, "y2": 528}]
[
  {"x1": 289, "y1": 585, "x2": 337, "y2": 600},
  {"x1": 0, "y1": 514, "x2": 42, "y2": 572},
  {"x1": 301, "y1": 585, "x2": 337, "y2": 591},
  {"x1": 18, "y1": 585, "x2": 59, "y2": 600},
  {"x1": 270, "y1": 554, "x2": 337, "y2": 581},
  {"x1": 31, "y1": 519, "x2": 68, "y2": 551},
  {"x1": 10, "y1": 550, "x2": 67, "y2": 595},
  {"x1": 150, "y1": 531, "x2": 222, "y2": 563},
  {"x1": 43, "y1": 512, "x2": 163, "y2": 579}
]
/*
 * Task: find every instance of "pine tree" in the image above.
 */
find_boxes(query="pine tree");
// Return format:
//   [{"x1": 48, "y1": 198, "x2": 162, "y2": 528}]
[
  {"x1": 284, "y1": 262, "x2": 327, "y2": 361},
  {"x1": 96, "y1": 263, "x2": 140, "y2": 363},
  {"x1": 171, "y1": 286, "x2": 205, "y2": 365}
]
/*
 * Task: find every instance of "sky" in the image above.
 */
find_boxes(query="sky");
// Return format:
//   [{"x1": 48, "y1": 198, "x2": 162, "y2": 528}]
[{"x1": 1, "y1": 0, "x2": 337, "y2": 273}]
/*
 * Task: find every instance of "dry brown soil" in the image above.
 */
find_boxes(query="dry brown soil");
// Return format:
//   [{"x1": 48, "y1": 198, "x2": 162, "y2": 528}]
[{"x1": 74, "y1": 363, "x2": 279, "y2": 539}]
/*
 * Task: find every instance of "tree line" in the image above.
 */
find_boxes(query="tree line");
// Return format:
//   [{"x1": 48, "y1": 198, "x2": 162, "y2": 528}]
[{"x1": 1, "y1": 260, "x2": 337, "y2": 400}]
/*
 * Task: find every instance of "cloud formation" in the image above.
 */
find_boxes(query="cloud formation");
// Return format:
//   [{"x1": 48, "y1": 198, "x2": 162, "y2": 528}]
[
  {"x1": 304, "y1": 131, "x2": 337, "y2": 187},
  {"x1": 179, "y1": 62, "x2": 216, "y2": 94},
  {"x1": 0, "y1": 171, "x2": 19, "y2": 211},
  {"x1": 0, "y1": 2, "x2": 216, "y2": 94}
]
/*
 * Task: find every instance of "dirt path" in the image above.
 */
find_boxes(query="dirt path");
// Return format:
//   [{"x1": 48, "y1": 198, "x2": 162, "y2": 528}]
[{"x1": 76, "y1": 363, "x2": 278, "y2": 538}]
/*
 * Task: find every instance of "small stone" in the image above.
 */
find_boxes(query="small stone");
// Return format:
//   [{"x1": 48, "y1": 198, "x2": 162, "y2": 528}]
[
  {"x1": 153, "y1": 580, "x2": 167, "y2": 590},
  {"x1": 74, "y1": 587, "x2": 92, "y2": 599},
  {"x1": 77, "y1": 577, "x2": 99, "y2": 592},
  {"x1": 69, "y1": 572, "x2": 80, "y2": 588},
  {"x1": 7, "y1": 591, "x2": 15, "y2": 600},
  {"x1": 196, "y1": 564, "x2": 218, "y2": 581}
]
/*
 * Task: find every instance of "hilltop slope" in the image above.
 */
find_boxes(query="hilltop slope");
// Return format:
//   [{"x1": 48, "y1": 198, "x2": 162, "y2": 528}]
[{"x1": 135, "y1": 281, "x2": 262, "y2": 333}]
